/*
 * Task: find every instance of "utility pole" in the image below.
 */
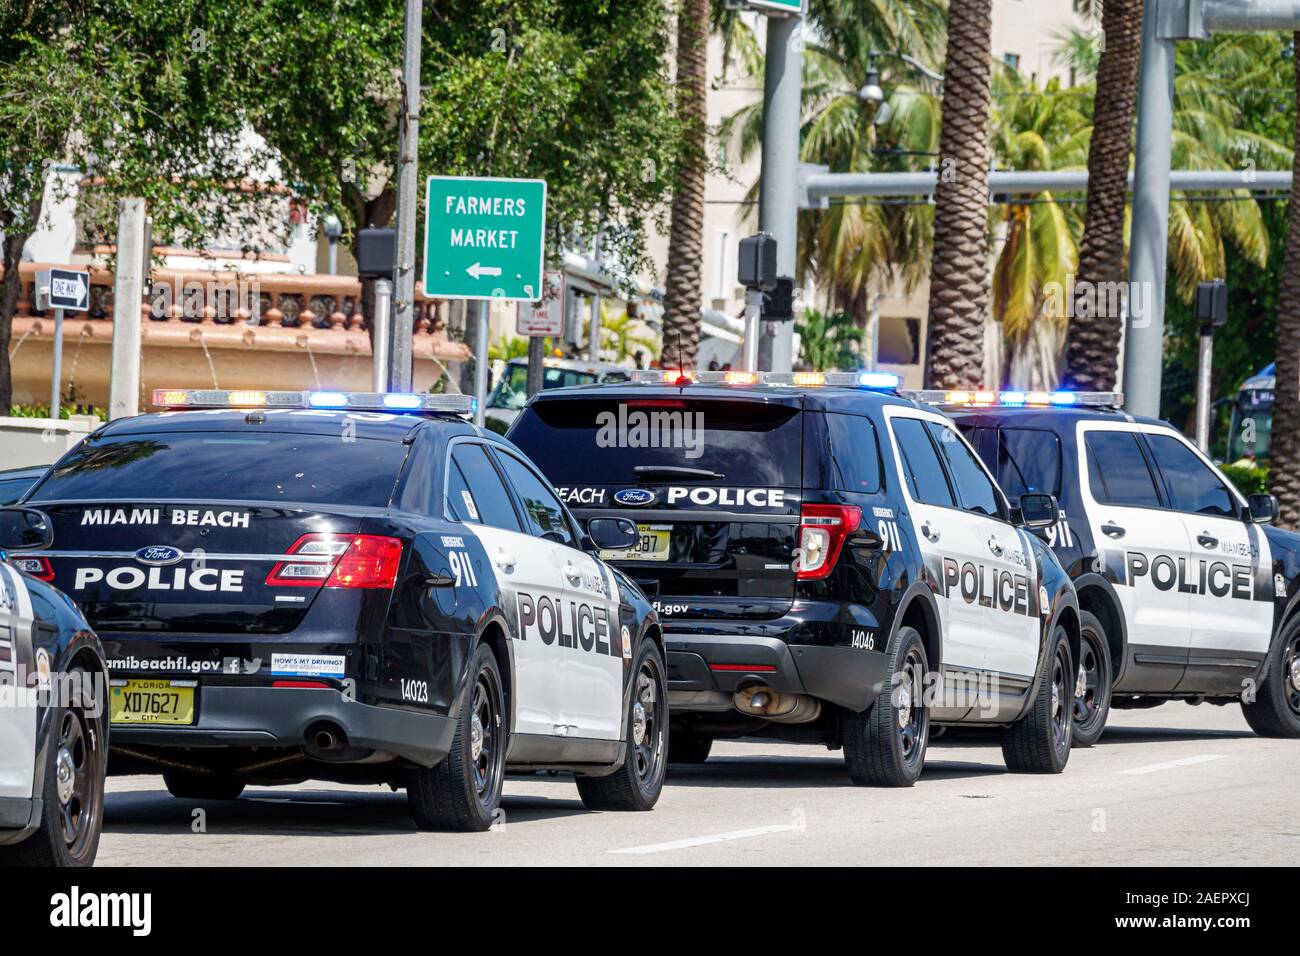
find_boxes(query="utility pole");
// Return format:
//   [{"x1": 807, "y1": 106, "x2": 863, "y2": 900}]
[
  {"x1": 389, "y1": 0, "x2": 422, "y2": 392},
  {"x1": 109, "y1": 198, "x2": 147, "y2": 420},
  {"x1": 756, "y1": 11, "x2": 802, "y2": 373}
]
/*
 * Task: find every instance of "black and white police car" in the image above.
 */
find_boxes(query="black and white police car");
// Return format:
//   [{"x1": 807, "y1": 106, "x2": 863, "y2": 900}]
[
  {"x1": 0, "y1": 507, "x2": 108, "y2": 866},
  {"x1": 508, "y1": 370, "x2": 1081, "y2": 786},
  {"x1": 17, "y1": 389, "x2": 667, "y2": 832},
  {"x1": 939, "y1": 389, "x2": 1300, "y2": 744}
]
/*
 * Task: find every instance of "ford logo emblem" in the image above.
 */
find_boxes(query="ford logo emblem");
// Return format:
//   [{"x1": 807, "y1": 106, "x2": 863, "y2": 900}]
[
  {"x1": 613, "y1": 488, "x2": 656, "y2": 507},
  {"x1": 135, "y1": 546, "x2": 184, "y2": 567}
]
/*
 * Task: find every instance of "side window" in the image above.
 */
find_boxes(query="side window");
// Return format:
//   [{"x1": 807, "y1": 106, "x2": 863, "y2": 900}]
[
  {"x1": 1083, "y1": 431, "x2": 1162, "y2": 508},
  {"x1": 891, "y1": 417, "x2": 956, "y2": 508},
  {"x1": 825, "y1": 413, "x2": 883, "y2": 494},
  {"x1": 493, "y1": 449, "x2": 577, "y2": 547},
  {"x1": 926, "y1": 421, "x2": 1002, "y2": 518},
  {"x1": 448, "y1": 444, "x2": 523, "y2": 532},
  {"x1": 997, "y1": 428, "x2": 1062, "y2": 499},
  {"x1": 1145, "y1": 434, "x2": 1237, "y2": 517}
]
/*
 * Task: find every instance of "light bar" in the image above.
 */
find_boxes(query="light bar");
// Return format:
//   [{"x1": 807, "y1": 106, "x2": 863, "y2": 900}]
[
  {"x1": 152, "y1": 388, "x2": 474, "y2": 415},
  {"x1": 900, "y1": 389, "x2": 1123, "y2": 408},
  {"x1": 628, "y1": 369, "x2": 901, "y2": 391}
]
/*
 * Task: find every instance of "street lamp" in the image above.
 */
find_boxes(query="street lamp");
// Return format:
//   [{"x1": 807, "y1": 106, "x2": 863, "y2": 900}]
[
  {"x1": 322, "y1": 213, "x2": 343, "y2": 276},
  {"x1": 857, "y1": 51, "x2": 944, "y2": 124}
]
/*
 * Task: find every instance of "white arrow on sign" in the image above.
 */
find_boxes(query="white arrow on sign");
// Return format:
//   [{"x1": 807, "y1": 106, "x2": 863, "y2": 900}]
[{"x1": 466, "y1": 262, "x2": 503, "y2": 280}]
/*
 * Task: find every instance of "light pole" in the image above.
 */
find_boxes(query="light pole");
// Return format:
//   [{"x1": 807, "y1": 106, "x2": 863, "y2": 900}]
[{"x1": 323, "y1": 214, "x2": 342, "y2": 276}]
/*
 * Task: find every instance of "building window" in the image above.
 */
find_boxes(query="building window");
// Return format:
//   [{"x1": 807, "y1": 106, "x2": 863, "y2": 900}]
[{"x1": 1003, "y1": 52, "x2": 1020, "y2": 70}]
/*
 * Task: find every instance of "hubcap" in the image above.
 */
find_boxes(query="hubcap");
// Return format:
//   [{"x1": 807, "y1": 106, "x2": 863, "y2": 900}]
[
  {"x1": 1289, "y1": 654, "x2": 1300, "y2": 694},
  {"x1": 1075, "y1": 664, "x2": 1087, "y2": 700},
  {"x1": 632, "y1": 701, "x2": 647, "y2": 746},
  {"x1": 470, "y1": 713, "x2": 484, "y2": 762},
  {"x1": 896, "y1": 684, "x2": 913, "y2": 729},
  {"x1": 55, "y1": 747, "x2": 76, "y2": 805}
]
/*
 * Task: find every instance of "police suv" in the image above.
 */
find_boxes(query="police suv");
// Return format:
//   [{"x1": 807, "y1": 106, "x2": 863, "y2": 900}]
[
  {"x1": 508, "y1": 370, "x2": 1081, "y2": 786},
  {"x1": 17, "y1": 389, "x2": 667, "y2": 832},
  {"x1": 0, "y1": 507, "x2": 108, "y2": 866},
  {"x1": 940, "y1": 389, "x2": 1300, "y2": 744}
]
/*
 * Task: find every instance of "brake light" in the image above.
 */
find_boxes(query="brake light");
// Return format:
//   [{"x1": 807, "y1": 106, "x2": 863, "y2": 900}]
[
  {"x1": 266, "y1": 534, "x2": 402, "y2": 589},
  {"x1": 796, "y1": 504, "x2": 861, "y2": 580},
  {"x1": 9, "y1": 556, "x2": 53, "y2": 582}
]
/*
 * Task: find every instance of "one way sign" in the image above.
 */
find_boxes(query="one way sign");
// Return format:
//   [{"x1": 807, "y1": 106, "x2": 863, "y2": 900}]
[{"x1": 35, "y1": 268, "x2": 91, "y2": 312}]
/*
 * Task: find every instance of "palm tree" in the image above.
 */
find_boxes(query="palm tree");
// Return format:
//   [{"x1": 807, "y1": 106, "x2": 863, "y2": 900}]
[
  {"x1": 796, "y1": 308, "x2": 863, "y2": 370},
  {"x1": 1271, "y1": 32, "x2": 1300, "y2": 529},
  {"x1": 925, "y1": 0, "x2": 994, "y2": 389},
  {"x1": 1065, "y1": 0, "x2": 1143, "y2": 391},
  {"x1": 989, "y1": 71, "x2": 1089, "y2": 388},
  {"x1": 661, "y1": 0, "x2": 710, "y2": 370}
]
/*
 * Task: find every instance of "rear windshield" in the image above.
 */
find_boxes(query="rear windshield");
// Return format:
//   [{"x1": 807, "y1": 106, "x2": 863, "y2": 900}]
[
  {"x1": 511, "y1": 398, "x2": 802, "y2": 486},
  {"x1": 29, "y1": 433, "x2": 408, "y2": 507}
]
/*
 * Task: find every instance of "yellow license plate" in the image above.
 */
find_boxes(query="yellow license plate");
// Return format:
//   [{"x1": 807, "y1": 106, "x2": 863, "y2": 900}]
[
  {"x1": 601, "y1": 525, "x2": 670, "y2": 562},
  {"x1": 110, "y1": 679, "x2": 196, "y2": 725}
]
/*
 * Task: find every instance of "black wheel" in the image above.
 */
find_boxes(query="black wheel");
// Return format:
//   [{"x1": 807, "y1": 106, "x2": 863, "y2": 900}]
[
  {"x1": 1071, "y1": 610, "x2": 1112, "y2": 747},
  {"x1": 408, "y1": 643, "x2": 507, "y2": 831},
  {"x1": 842, "y1": 626, "x2": 928, "y2": 787},
  {"x1": 0, "y1": 667, "x2": 105, "y2": 867},
  {"x1": 162, "y1": 770, "x2": 245, "y2": 801},
  {"x1": 1003, "y1": 625, "x2": 1073, "y2": 773},
  {"x1": 577, "y1": 638, "x2": 667, "y2": 811},
  {"x1": 1241, "y1": 618, "x2": 1300, "y2": 738},
  {"x1": 668, "y1": 726, "x2": 713, "y2": 764}
]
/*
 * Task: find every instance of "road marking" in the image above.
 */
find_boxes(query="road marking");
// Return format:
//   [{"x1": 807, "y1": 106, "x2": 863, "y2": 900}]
[
  {"x1": 1118, "y1": 754, "x2": 1227, "y2": 775},
  {"x1": 610, "y1": 821, "x2": 803, "y2": 855}
]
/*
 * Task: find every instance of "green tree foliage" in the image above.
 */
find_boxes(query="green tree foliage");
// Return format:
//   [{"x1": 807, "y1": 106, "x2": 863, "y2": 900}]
[{"x1": 796, "y1": 308, "x2": 862, "y2": 370}]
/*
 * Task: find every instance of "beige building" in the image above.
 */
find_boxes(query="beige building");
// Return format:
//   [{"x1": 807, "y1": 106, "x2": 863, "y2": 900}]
[{"x1": 647, "y1": 0, "x2": 1086, "y2": 382}]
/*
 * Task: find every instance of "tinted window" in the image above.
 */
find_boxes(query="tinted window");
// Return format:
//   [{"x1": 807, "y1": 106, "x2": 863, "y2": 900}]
[
  {"x1": 1083, "y1": 431, "x2": 1161, "y2": 507},
  {"x1": 510, "y1": 398, "x2": 802, "y2": 487},
  {"x1": 927, "y1": 422, "x2": 1001, "y2": 517},
  {"x1": 449, "y1": 444, "x2": 522, "y2": 531},
  {"x1": 30, "y1": 434, "x2": 406, "y2": 507},
  {"x1": 824, "y1": 413, "x2": 882, "y2": 494},
  {"x1": 891, "y1": 418, "x2": 956, "y2": 507},
  {"x1": 1146, "y1": 434, "x2": 1236, "y2": 517},
  {"x1": 493, "y1": 449, "x2": 576, "y2": 546},
  {"x1": 997, "y1": 428, "x2": 1062, "y2": 498},
  {"x1": 0, "y1": 476, "x2": 37, "y2": 505}
]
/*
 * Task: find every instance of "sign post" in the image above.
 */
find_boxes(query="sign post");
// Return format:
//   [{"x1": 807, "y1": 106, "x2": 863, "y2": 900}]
[
  {"x1": 423, "y1": 176, "x2": 547, "y2": 424},
  {"x1": 35, "y1": 268, "x2": 90, "y2": 419}
]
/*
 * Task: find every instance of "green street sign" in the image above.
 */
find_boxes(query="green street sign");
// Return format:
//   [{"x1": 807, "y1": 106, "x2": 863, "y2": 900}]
[
  {"x1": 423, "y1": 176, "x2": 547, "y2": 302},
  {"x1": 744, "y1": 0, "x2": 803, "y2": 13}
]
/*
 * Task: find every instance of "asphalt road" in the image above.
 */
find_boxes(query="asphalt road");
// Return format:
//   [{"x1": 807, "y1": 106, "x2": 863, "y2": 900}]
[{"x1": 97, "y1": 702, "x2": 1298, "y2": 866}]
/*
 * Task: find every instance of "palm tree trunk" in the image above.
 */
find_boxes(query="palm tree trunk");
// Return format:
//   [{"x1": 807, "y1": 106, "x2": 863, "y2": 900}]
[
  {"x1": 1270, "y1": 32, "x2": 1300, "y2": 529},
  {"x1": 1066, "y1": 0, "x2": 1143, "y2": 390},
  {"x1": 925, "y1": 0, "x2": 994, "y2": 389},
  {"x1": 662, "y1": 0, "x2": 709, "y2": 370}
]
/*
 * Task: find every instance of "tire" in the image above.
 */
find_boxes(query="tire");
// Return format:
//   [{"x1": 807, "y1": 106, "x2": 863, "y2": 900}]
[
  {"x1": 1003, "y1": 625, "x2": 1073, "y2": 773},
  {"x1": 162, "y1": 770, "x2": 245, "y2": 801},
  {"x1": 668, "y1": 726, "x2": 713, "y2": 764},
  {"x1": 0, "y1": 666, "x2": 105, "y2": 867},
  {"x1": 1071, "y1": 610, "x2": 1113, "y2": 748},
  {"x1": 577, "y1": 638, "x2": 668, "y2": 812},
  {"x1": 408, "y1": 643, "x2": 507, "y2": 832},
  {"x1": 1241, "y1": 618, "x2": 1300, "y2": 738},
  {"x1": 842, "y1": 626, "x2": 929, "y2": 787}
]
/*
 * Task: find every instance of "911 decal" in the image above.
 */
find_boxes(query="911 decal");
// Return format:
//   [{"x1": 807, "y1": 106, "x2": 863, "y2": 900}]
[
  {"x1": 448, "y1": 550, "x2": 478, "y2": 588},
  {"x1": 1044, "y1": 519, "x2": 1074, "y2": 548},
  {"x1": 878, "y1": 520, "x2": 903, "y2": 552}
]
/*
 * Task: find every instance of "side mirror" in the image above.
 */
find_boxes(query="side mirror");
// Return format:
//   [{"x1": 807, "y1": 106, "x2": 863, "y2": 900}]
[
  {"x1": 586, "y1": 517, "x2": 638, "y2": 552},
  {"x1": 1016, "y1": 493, "x2": 1060, "y2": 531},
  {"x1": 1248, "y1": 493, "x2": 1279, "y2": 525},
  {"x1": 0, "y1": 507, "x2": 53, "y2": 552}
]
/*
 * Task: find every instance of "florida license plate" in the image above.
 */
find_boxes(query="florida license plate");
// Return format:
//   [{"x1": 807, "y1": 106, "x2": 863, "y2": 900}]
[
  {"x1": 110, "y1": 679, "x2": 196, "y2": 725},
  {"x1": 601, "y1": 525, "x2": 671, "y2": 562}
]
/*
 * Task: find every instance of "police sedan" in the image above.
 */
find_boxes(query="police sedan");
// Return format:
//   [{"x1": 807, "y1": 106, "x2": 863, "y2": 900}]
[{"x1": 18, "y1": 390, "x2": 667, "y2": 832}]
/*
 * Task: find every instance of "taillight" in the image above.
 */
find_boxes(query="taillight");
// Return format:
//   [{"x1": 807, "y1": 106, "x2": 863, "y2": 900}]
[
  {"x1": 266, "y1": 534, "x2": 402, "y2": 589},
  {"x1": 9, "y1": 556, "x2": 53, "y2": 582},
  {"x1": 796, "y1": 504, "x2": 861, "y2": 580}
]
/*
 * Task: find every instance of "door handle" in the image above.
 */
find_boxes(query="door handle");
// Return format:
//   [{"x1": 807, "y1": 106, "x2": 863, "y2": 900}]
[
  {"x1": 493, "y1": 549, "x2": 516, "y2": 573},
  {"x1": 987, "y1": 536, "x2": 1003, "y2": 557},
  {"x1": 921, "y1": 522, "x2": 940, "y2": 543},
  {"x1": 1197, "y1": 533, "x2": 1219, "y2": 550},
  {"x1": 563, "y1": 563, "x2": 583, "y2": 584},
  {"x1": 1101, "y1": 523, "x2": 1126, "y2": 539}
]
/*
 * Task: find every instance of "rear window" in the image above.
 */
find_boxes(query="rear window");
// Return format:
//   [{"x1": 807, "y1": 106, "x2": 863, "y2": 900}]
[
  {"x1": 29, "y1": 433, "x2": 408, "y2": 507},
  {"x1": 510, "y1": 398, "x2": 803, "y2": 486}
]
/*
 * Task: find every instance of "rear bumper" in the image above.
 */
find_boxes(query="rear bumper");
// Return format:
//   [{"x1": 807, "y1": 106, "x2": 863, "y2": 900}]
[
  {"x1": 109, "y1": 686, "x2": 456, "y2": 769},
  {"x1": 665, "y1": 627, "x2": 889, "y2": 714}
]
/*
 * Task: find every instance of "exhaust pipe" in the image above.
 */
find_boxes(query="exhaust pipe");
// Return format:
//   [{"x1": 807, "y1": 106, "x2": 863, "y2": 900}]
[
  {"x1": 733, "y1": 685, "x2": 821, "y2": 724},
  {"x1": 305, "y1": 722, "x2": 347, "y2": 754}
]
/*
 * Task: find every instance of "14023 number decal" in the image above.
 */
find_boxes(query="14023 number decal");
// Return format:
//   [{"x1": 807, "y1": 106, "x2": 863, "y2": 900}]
[{"x1": 401, "y1": 678, "x2": 430, "y2": 703}]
